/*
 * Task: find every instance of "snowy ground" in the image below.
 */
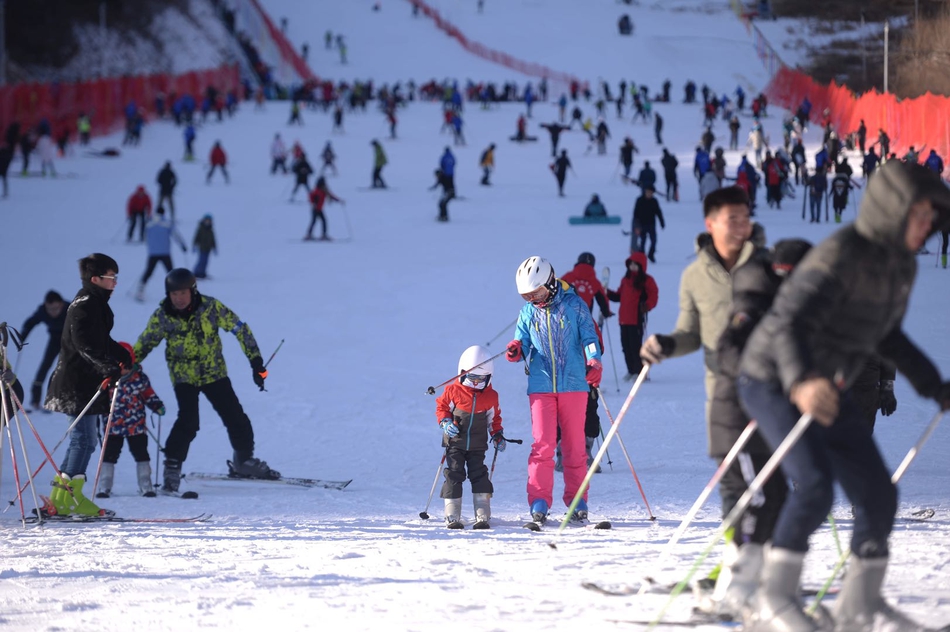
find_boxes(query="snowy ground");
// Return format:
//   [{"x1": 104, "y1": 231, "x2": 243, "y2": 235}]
[{"x1": 1, "y1": 0, "x2": 949, "y2": 630}]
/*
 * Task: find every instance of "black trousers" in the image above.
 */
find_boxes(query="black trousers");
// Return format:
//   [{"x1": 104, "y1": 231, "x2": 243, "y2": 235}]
[
  {"x1": 271, "y1": 157, "x2": 287, "y2": 174},
  {"x1": 290, "y1": 179, "x2": 309, "y2": 197},
  {"x1": 128, "y1": 211, "x2": 147, "y2": 241},
  {"x1": 31, "y1": 339, "x2": 61, "y2": 405},
  {"x1": 619, "y1": 324, "x2": 644, "y2": 375},
  {"x1": 103, "y1": 433, "x2": 150, "y2": 463},
  {"x1": 165, "y1": 377, "x2": 255, "y2": 463},
  {"x1": 718, "y1": 450, "x2": 788, "y2": 545},
  {"x1": 307, "y1": 209, "x2": 327, "y2": 238},
  {"x1": 157, "y1": 190, "x2": 175, "y2": 216},
  {"x1": 141, "y1": 255, "x2": 173, "y2": 284},
  {"x1": 440, "y1": 446, "x2": 492, "y2": 498},
  {"x1": 206, "y1": 164, "x2": 229, "y2": 183},
  {"x1": 636, "y1": 227, "x2": 657, "y2": 260},
  {"x1": 372, "y1": 167, "x2": 386, "y2": 188}
]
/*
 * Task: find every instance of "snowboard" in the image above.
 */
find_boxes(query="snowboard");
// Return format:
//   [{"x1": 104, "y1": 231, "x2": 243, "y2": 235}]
[{"x1": 569, "y1": 216, "x2": 621, "y2": 225}]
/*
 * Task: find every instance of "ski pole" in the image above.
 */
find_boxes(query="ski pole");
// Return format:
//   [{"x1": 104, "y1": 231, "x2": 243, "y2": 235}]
[
  {"x1": 151, "y1": 413, "x2": 163, "y2": 487},
  {"x1": 808, "y1": 409, "x2": 946, "y2": 612},
  {"x1": 484, "y1": 317, "x2": 518, "y2": 347},
  {"x1": 598, "y1": 424, "x2": 614, "y2": 471},
  {"x1": 92, "y1": 386, "x2": 122, "y2": 498},
  {"x1": 340, "y1": 202, "x2": 355, "y2": 241},
  {"x1": 649, "y1": 412, "x2": 815, "y2": 628},
  {"x1": 552, "y1": 364, "x2": 650, "y2": 545},
  {"x1": 263, "y1": 339, "x2": 285, "y2": 369},
  {"x1": 597, "y1": 388, "x2": 655, "y2": 520},
  {"x1": 488, "y1": 434, "x2": 522, "y2": 483},
  {"x1": 2, "y1": 385, "x2": 106, "y2": 511},
  {"x1": 425, "y1": 349, "x2": 507, "y2": 395},
  {"x1": 419, "y1": 447, "x2": 448, "y2": 520},
  {"x1": 602, "y1": 318, "x2": 621, "y2": 392},
  {"x1": 638, "y1": 420, "x2": 758, "y2": 593}
]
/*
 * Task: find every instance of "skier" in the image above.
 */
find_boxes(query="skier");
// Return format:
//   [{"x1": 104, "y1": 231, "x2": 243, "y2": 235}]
[
  {"x1": 560, "y1": 252, "x2": 614, "y2": 472},
  {"x1": 333, "y1": 105, "x2": 344, "y2": 133},
  {"x1": 619, "y1": 137, "x2": 638, "y2": 179},
  {"x1": 540, "y1": 121, "x2": 569, "y2": 157},
  {"x1": 36, "y1": 133, "x2": 56, "y2": 177},
  {"x1": 451, "y1": 112, "x2": 465, "y2": 146},
  {"x1": 439, "y1": 147, "x2": 456, "y2": 192},
  {"x1": 183, "y1": 123, "x2": 196, "y2": 161},
  {"x1": 77, "y1": 113, "x2": 91, "y2": 146},
  {"x1": 306, "y1": 176, "x2": 344, "y2": 239},
  {"x1": 435, "y1": 345, "x2": 505, "y2": 528},
  {"x1": 479, "y1": 143, "x2": 495, "y2": 186},
  {"x1": 631, "y1": 186, "x2": 665, "y2": 262},
  {"x1": 156, "y1": 161, "x2": 178, "y2": 217},
  {"x1": 708, "y1": 237, "x2": 812, "y2": 615},
  {"x1": 289, "y1": 151, "x2": 314, "y2": 202},
  {"x1": 428, "y1": 169, "x2": 455, "y2": 222},
  {"x1": 44, "y1": 253, "x2": 132, "y2": 517},
  {"x1": 806, "y1": 168, "x2": 827, "y2": 223},
  {"x1": 320, "y1": 141, "x2": 337, "y2": 176},
  {"x1": 924, "y1": 148, "x2": 944, "y2": 176},
  {"x1": 136, "y1": 206, "x2": 186, "y2": 302},
  {"x1": 654, "y1": 113, "x2": 663, "y2": 145},
  {"x1": 270, "y1": 133, "x2": 288, "y2": 174},
  {"x1": 661, "y1": 148, "x2": 679, "y2": 201},
  {"x1": 737, "y1": 160, "x2": 950, "y2": 632},
  {"x1": 206, "y1": 141, "x2": 229, "y2": 184},
  {"x1": 288, "y1": 101, "x2": 303, "y2": 126},
  {"x1": 595, "y1": 119, "x2": 610, "y2": 155},
  {"x1": 506, "y1": 256, "x2": 602, "y2": 525},
  {"x1": 637, "y1": 161, "x2": 657, "y2": 192},
  {"x1": 830, "y1": 172, "x2": 854, "y2": 224},
  {"x1": 606, "y1": 253, "x2": 658, "y2": 380},
  {"x1": 19, "y1": 290, "x2": 67, "y2": 411},
  {"x1": 790, "y1": 139, "x2": 806, "y2": 185},
  {"x1": 0, "y1": 141, "x2": 12, "y2": 197},
  {"x1": 134, "y1": 268, "x2": 279, "y2": 494},
  {"x1": 126, "y1": 185, "x2": 152, "y2": 243},
  {"x1": 95, "y1": 342, "x2": 166, "y2": 499},
  {"x1": 863, "y1": 147, "x2": 880, "y2": 179},
  {"x1": 371, "y1": 140, "x2": 387, "y2": 189},
  {"x1": 192, "y1": 214, "x2": 216, "y2": 279},
  {"x1": 729, "y1": 116, "x2": 740, "y2": 151},
  {"x1": 552, "y1": 149, "x2": 574, "y2": 197}
]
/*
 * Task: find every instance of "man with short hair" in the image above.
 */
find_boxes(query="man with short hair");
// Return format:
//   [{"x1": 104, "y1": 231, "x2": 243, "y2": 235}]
[
  {"x1": 20, "y1": 290, "x2": 67, "y2": 410},
  {"x1": 134, "y1": 269, "x2": 278, "y2": 494},
  {"x1": 45, "y1": 253, "x2": 131, "y2": 517}
]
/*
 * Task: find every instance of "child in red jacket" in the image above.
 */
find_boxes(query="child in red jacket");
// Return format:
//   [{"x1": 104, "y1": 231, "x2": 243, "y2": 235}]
[
  {"x1": 207, "y1": 141, "x2": 229, "y2": 184},
  {"x1": 435, "y1": 345, "x2": 504, "y2": 529},
  {"x1": 607, "y1": 252, "x2": 658, "y2": 379}
]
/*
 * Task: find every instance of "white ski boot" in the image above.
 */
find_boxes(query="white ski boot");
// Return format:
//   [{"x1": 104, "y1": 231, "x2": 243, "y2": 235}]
[
  {"x1": 444, "y1": 498, "x2": 463, "y2": 529},
  {"x1": 137, "y1": 461, "x2": 156, "y2": 497},
  {"x1": 712, "y1": 542, "x2": 764, "y2": 618},
  {"x1": 95, "y1": 463, "x2": 114, "y2": 499},
  {"x1": 473, "y1": 493, "x2": 491, "y2": 529},
  {"x1": 833, "y1": 556, "x2": 929, "y2": 632},
  {"x1": 744, "y1": 547, "x2": 819, "y2": 632}
]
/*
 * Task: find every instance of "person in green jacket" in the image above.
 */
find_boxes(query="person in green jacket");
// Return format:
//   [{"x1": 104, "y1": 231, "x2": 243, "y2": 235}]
[
  {"x1": 134, "y1": 269, "x2": 278, "y2": 493},
  {"x1": 371, "y1": 139, "x2": 387, "y2": 189}
]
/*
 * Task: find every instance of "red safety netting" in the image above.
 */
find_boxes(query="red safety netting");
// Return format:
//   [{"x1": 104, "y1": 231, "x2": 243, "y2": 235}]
[
  {"x1": 0, "y1": 64, "x2": 240, "y2": 140},
  {"x1": 247, "y1": 0, "x2": 317, "y2": 84},
  {"x1": 405, "y1": 0, "x2": 585, "y2": 91},
  {"x1": 764, "y1": 55, "x2": 950, "y2": 160}
]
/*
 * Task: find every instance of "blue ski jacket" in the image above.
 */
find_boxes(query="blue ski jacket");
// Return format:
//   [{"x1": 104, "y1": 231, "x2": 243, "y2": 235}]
[{"x1": 513, "y1": 281, "x2": 601, "y2": 395}]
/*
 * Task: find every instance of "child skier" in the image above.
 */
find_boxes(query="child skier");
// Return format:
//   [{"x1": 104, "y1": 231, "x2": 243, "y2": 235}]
[
  {"x1": 607, "y1": 252, "x2": 658, "y2": 380},
  {"x1": 96, "y1": 343, "x2": 166, "y2": 498},
  {"x1": 435, "y1": 345, "x2": 505, "y2": 529}
]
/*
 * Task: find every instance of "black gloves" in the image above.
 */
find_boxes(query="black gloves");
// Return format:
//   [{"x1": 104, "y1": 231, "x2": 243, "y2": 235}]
[
  {"x1": 878, "y1": 380, "x2": 897, "y2": 416},
  {"x1": 251, "y1": 356, "x2": 267, "y2": 391}
]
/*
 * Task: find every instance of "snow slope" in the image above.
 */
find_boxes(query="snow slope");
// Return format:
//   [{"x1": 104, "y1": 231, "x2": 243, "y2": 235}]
[{"x1": 1, "y1": 1, "x2": 949, "y2": 630}]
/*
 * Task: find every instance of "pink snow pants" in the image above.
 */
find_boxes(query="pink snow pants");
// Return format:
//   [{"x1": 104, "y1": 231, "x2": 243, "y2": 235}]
[{"x1": 527, "y1": 391, "x2": 588, "y2": 508}]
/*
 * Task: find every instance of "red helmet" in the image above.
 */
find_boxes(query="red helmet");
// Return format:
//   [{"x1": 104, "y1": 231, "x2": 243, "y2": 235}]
[{"x1": 119, "y1": 341, "x2": 135, "y2": 365}]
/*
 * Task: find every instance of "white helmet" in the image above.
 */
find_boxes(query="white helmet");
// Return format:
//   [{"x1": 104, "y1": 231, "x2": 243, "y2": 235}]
[
  {"x1": 458, "y1": 345, "x2": 492, "y2": 389},
  {"x1": 516, "y1": 256, "x2": 555, "y2": 294}
]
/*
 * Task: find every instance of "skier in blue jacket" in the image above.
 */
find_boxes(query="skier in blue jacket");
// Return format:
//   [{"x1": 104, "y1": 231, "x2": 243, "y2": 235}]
[
  {"x1": 136, "y1": 206, "x2": 186, "y2": 301},
  {"x1": 439, "y1": 147, "x2": 456, "y2": 192},
  {"x1": 506, "y1": 256, "x2": 602, "y2": 525}
]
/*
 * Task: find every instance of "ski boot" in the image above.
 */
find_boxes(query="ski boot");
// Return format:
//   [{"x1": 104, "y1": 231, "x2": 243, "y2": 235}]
[
  {"x1": 473, "y1": 493, "x2": 491, "y2": 529},
  {"x1": 444, "y1": 497, "x2": 463, "y2": 529},
  {"x1": 53, "y1": 474, "x2": 109, "y2": 517},
  {"x1": 530, "y1": 499, "x2": 549, "y2": 524},
  {"x1": 227, "y1": 456, "x2": 281, "y2": 480},
  {"x1": 570, "y1": 499, "x2": 589, "y2": 523},
  {"x1": 162, "y1": 458, "x2": 182, "y2": 493},
  {"x1": 743, "y1": 547, "x2": 818, "y2": 632},
  {"x1": 96, "y1": 462, "x2": 114, "y2": 498},
  {"x1": 585, "y1": 436, "x2": 602, "y2": 473},
  {"x1": 137, "y1": 461, "x2": 156, "y2": 497},
  {"x1": 833, "y1": 555, "x2": 928, "y2": 631},
  {"x1": 711, "y1": 542, "x2": 764, "y2": 618}
]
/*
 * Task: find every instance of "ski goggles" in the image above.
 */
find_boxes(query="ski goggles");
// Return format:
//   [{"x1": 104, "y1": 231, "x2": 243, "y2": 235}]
[
  {"x1": 464, "y1": 373, "x2": 490, "y2": 385},
  {"x1": 520, "y1": 287, "x2": 551, "y2": 305}
]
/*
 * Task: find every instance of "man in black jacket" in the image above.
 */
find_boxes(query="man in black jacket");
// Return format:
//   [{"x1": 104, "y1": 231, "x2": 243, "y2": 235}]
[
  {"x1": 156, "y1": 161, "x2": 178, "y2": 218},
  {"x1": 631, "y1": 186, "x2": 665, "y2": 262},
  {"x1": 20, "y1": 290, "x2": 67, "y2": 410},
  {"x1": 661, "y1": 149, "x2": 679, "y2": 202},
  {"x1": 738, "y1": 161, "x2": 950, "y2": 631},
  {"x1": 45, "y1": 253, "x2": 131, "y2": 517}
]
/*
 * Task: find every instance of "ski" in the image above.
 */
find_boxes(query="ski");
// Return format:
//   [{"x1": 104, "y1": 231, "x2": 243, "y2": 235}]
[
  {"x1": 583, "y1": 580, "x2": 836, "y2": 598},
  {"x1": 606, "y1": 615, "x2": 739, "y2": 628},
  {"x1": 24, "y1": 512, "x2": 212, "y2": 525},
  {"x1": 185, "y1": 472, "x2": 352, "y2": 490}
]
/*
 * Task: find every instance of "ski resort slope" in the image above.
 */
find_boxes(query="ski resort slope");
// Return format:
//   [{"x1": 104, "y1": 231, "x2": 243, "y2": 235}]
[{"x1": 1, "y1": 1, "x2": 949, "y2": 631}]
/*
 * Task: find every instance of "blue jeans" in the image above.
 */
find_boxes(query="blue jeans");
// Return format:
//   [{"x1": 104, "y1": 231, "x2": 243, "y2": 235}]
[
  {"x1": 59, "y1": 414, "x2": 100, "y2": 477},
  {"x1": 737, "y1": 374, "x2": 896, "y2": 557},
  {"x1": 194, "y1": 250, "x2": 211, "y2": 277}
]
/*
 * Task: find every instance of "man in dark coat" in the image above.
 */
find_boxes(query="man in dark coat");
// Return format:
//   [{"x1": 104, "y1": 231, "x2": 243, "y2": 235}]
[
  {"x1": 20, "y1": 290, "x2": 67, "y2": 410},
  {"x1": 156, "y1": 161, "x2": 178, "y2": 218},
  {"x1": 738, "y1": 161, "x2": 950, "y2": 631},
  {"x1": 540, "y1": 122, "x2": 569, "y2": 157},
  {"x1": 631, "y1": 186, "x2": 665, "y2": 262},
  {"x1": 45, "y1": 253, "x2": 131, "y2": 517},
  {"x1": 552, "y1": 149, "x2": 573, "y2": 197}
]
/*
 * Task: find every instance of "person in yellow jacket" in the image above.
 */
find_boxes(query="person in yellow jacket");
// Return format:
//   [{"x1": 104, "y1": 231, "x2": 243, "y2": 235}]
[
  {"x1": 77, "y1": 113, "x2": 92, "y2": 146},
  {"x1": 479, "y1": 143, "x2": 495, "y2": 186}
]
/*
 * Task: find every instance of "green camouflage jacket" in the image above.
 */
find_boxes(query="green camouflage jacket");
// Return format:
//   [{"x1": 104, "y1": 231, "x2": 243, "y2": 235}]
[{"x1": 134, "y1": 295, "x2": 261, "y2": 386}]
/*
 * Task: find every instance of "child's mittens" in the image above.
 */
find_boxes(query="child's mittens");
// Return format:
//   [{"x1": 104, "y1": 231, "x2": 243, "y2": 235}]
[
  {"x1": 440, "y1": 418, "x2": 459, "y2": 438},
  {"x1": 157, "y1": 405, "x2": 166, "y2": 416},
  {"x1": 491, "y1": 432, "x2": 506, "y2": 452}
]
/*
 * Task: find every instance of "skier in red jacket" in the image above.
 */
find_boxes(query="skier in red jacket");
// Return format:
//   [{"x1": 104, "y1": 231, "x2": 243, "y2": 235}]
[
  {"x1": 607, "y1": 252, "x2": 658, "y2": 379},
  {"x1": 126, "y1": 185, "x2": 152, "y2": 242},
  {"x1": 305, "y1": 177, "x2": 344, "y2": 241},
  {"x1": 207, "y1": 141, "x2": 229, "y2": 184}
]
